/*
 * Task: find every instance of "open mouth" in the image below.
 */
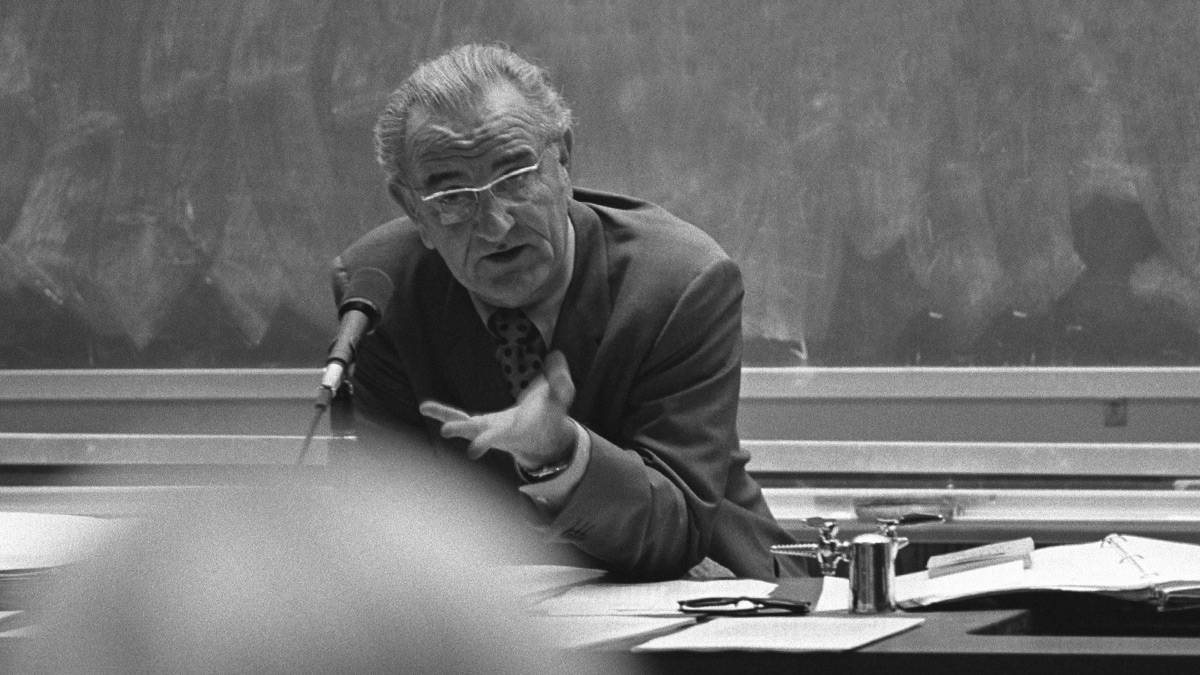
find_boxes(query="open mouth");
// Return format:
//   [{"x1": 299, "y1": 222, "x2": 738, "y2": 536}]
[{"x1": 484, "y1": 246, "x2": 526, "y2": 264}]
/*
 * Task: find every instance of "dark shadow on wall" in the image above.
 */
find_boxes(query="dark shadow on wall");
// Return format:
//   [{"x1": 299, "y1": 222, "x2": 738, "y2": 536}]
[
  {"x1": 0, "y1": 279, "x2": 328, "y2": 369},
  {"x1": 1051, "y1": 195, "x2": 1200, "y2": 365},
  {"x1": 760, "y1": 194, "x2": 1200, "y2": 368}
]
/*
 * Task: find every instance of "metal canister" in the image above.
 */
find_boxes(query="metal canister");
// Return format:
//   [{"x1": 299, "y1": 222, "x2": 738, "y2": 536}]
[{"x1": 849, "y1": 532, "x2": 898, "y2": 613}]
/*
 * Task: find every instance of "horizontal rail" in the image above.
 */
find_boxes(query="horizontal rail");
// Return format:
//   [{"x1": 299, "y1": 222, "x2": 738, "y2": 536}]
[
  {"x1": 0, "y1": 369, "x2": 320, "y2": 400},
  {"x1": 744, "y1": 440, "x2": 1200, "y2": 477},
  {"x1": 6, "y1": 367, "x2": 1200, "y2": 401},
  {"x1": 0, "y1": 433, "x2": 329, "y2": 465},
  {"x1": 6, "y1": 433, "x2": 1198, "y2": 478},
  {"x1": 763, "y1": 487, "x2": 1200, "y2": 544},
  {"x1": 2, "y1": 484, "x2": 1198, "y2": 542},
  {"x1": 0, "y1": 486, "x2": 299, "y2": 518},
  {"x1": 741, "y1": 366, "x2": 1200, "y2": 399}
]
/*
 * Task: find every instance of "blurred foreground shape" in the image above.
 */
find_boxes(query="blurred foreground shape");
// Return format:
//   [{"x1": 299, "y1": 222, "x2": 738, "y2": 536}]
[{"x1": 8, "y1": 471, "x2": 643, "y2": 674}]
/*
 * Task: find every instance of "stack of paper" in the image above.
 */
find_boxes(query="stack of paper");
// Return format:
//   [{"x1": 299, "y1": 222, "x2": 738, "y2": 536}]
[
  {"x1": 632, "y1": 615, "x2": 925, "y2": 652},
  {"x1": 508, "y1": 565, "x2": 904, "y2": 652}
]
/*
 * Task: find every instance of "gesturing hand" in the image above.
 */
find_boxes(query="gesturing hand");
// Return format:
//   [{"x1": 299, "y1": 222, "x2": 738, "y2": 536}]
[{"x1": 419, "y1": 350, "x2": 577, "y2": 471}]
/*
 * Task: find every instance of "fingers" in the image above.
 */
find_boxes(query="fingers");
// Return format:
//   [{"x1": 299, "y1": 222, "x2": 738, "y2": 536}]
[
  {"x1": 418, "y1": 400, "x2": 470, "y2": 425},
  {"x1": 420, "y1": 400, "x2": 483, "y2": 446},
  {"x1": 466, "y1": 427, "x2": 500, "y2": 460},
  {"x1": 419, "y1": 379, "x2": 572, "y2": 466},
  {"x1": 437, "y1": 419, "x2": 477, "y2": 438},
  {"x1": 441, "y1": 418, "x2": 502, "y2": 461},
  {"x1": 420, "y1": 400, "x2": 501, "y2": 464}
]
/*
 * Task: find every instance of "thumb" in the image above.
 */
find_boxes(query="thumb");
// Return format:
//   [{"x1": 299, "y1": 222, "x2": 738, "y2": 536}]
[
  {"x1": 466, "y1": 436, "x2": 492, "y2": 461},
  {"x1": 542, "y1": 350, "x2": 575, "y2": 406}
]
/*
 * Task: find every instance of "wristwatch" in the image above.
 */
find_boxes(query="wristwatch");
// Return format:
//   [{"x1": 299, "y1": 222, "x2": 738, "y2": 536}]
[{"x1": 519, "y1": 456, "x2": 572, "y2": 482}]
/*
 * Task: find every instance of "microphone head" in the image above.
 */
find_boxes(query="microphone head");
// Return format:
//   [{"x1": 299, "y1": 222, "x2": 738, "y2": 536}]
[
  {"x1": 331, "y1": 218, "x2": 407, "y2": 327},
  {"x1": 337, "y1": 266, "x2": 394, "y2": 327}
]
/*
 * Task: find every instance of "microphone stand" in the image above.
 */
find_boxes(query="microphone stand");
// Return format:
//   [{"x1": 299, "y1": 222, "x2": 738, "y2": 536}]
[
  {"x1": 298, "y1": 262, "x2": 391, "y2": 468},
  {"x1": 297, "y1": 380, "x2": 354, "y2": 467},
  {"x1": 298, "y1": 306, "x2": 373, "y2": 466}
]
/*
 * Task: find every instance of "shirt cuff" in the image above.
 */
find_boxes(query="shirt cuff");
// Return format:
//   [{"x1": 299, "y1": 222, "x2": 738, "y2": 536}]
[{"x1": 517, "y1": 419, "x2": 590, "y2": 510}]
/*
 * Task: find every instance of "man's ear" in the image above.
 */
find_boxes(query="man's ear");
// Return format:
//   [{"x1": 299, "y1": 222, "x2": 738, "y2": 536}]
[
  {"x1": 388, "y1": 181, "x2": 414, "y2": 213},
  {"x1": 557, "y1": 129, "x2": 573, "y2": 170}
]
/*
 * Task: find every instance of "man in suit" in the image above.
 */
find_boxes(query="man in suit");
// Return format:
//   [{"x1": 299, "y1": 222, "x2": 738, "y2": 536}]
[{"x1": 336, "y1": 43, "x2": 801, "y2": 580}]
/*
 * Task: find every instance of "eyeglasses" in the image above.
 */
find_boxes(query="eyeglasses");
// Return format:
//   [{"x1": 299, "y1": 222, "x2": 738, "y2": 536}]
[
  {"x1": 419, "y1": 156, "x2": 544, "y2": 226},
  {"x1": 677, "y1": 596, "x2": 811, "y2": 617}
]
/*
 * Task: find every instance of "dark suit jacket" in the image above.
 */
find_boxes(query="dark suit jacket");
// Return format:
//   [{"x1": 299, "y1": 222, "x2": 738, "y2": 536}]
[{"x1": 334, "y1": 188, "x2": 800, "y2": 580}]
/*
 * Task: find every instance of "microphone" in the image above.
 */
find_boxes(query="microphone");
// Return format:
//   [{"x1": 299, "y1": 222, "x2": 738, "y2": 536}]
[
  {"x1": 315, "y1": 265, "x2": 394, "y2": 410},
  {"x1": 299, "y1": 222, "x2": 403, "y2": 466}
]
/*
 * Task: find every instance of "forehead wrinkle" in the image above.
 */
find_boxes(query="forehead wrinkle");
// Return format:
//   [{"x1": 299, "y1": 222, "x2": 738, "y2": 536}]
[{"x1": 409, "y1": 119, "x2": 541, "y2": 187}]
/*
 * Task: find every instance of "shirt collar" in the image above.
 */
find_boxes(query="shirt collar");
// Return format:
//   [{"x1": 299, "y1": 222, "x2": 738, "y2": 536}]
[{"x1": 470, "y1": 216, "x2": 575, "y2": 346}]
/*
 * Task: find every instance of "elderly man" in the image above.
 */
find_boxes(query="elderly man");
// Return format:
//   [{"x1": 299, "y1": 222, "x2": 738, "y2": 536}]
[{"x1": 334, "y1": 43, "x2": 801, "y2": 580}]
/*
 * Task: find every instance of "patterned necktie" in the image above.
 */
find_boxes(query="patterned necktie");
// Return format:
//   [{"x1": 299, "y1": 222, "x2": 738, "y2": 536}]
[{"x1": 488, "y1": 307, "x2": 547, "y2": 400}]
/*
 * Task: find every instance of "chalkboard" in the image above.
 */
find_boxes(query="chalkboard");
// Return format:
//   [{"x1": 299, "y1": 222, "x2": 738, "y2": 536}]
[{"x1": 3, "y1": 0, "x2": 1200, "y2": 367}]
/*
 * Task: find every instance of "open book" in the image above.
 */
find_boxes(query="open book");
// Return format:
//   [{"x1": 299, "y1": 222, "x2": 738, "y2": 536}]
[{"x1": 896, "y1": 534, "x2": 1200, "y2": 612}]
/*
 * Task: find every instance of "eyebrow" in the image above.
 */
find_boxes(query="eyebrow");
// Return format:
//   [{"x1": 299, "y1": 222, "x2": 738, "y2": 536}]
[{"x1": 421, "y1": 150, "x2": 539, "y2": 191}]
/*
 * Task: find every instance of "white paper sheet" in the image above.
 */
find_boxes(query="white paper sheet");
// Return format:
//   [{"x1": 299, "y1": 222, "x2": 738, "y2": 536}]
[
  {"x1": 812, "y1": 576, "x2": 851, "y2": 612},
  {"x1": 531, "y1": 578, "x2": 777, "y2": 616},
  {"x1": 632, "y1": 615, "x2": 925, "y2": 652},
  {"x1": 495, "y1": 564, "x2": 608, "y2": 602},
  {"x1": 527, "y1": 615, "x2": 697, "y2": 649}
]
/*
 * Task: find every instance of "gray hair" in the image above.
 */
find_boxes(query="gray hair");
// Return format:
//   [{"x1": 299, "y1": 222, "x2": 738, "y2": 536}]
[{"x1": 375, "y1": 43, "x2": 574, "y2": 186}]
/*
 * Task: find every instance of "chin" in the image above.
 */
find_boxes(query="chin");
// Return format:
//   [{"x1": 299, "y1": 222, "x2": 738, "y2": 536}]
[
  {"x1": 479, "y1": 279, "x2": 547, "y2": 309},
  {"x1": 477, "y1": 264, "x2": 552, "y2": 303}
]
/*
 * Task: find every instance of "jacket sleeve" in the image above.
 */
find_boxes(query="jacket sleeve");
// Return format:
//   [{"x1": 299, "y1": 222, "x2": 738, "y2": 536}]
[{"x1": 541, "y1": 257, "x2": 748, "y2": 580}]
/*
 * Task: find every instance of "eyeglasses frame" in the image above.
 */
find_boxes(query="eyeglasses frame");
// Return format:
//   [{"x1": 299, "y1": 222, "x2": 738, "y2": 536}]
[
  {"x1": 416, "y1": 155, "x2": 546, "y2": 225},
  {"x1": 677, "y1": 595, "x2": 811, "y2": 617}
]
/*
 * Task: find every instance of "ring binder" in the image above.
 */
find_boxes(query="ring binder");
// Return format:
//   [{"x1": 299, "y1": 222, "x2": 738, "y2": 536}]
[
  {"x1": 1102, "y1": 534, "x2": 1155, "y2": 579},
  {"x1": 898, "y1": 533, "x2": 1200, "y2": 612}
]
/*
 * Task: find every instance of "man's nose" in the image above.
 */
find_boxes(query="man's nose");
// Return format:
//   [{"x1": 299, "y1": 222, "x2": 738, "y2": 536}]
[{"x1": 473, "y1": 191, "x2": 517, "y2": 241}]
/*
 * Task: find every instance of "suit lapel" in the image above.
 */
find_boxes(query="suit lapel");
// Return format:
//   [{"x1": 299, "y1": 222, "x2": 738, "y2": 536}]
[
  {"x1": 438, "y1": 280, "x2": 512, "y2": 413},
  {"x1": 554, "y1": 198, "x2": 611, "y2": 418}
]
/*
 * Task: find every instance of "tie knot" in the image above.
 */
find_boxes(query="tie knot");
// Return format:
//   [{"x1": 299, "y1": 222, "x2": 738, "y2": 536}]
[{"x1": 488, "y1": 308, "x2": 537, "y2": 344}]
